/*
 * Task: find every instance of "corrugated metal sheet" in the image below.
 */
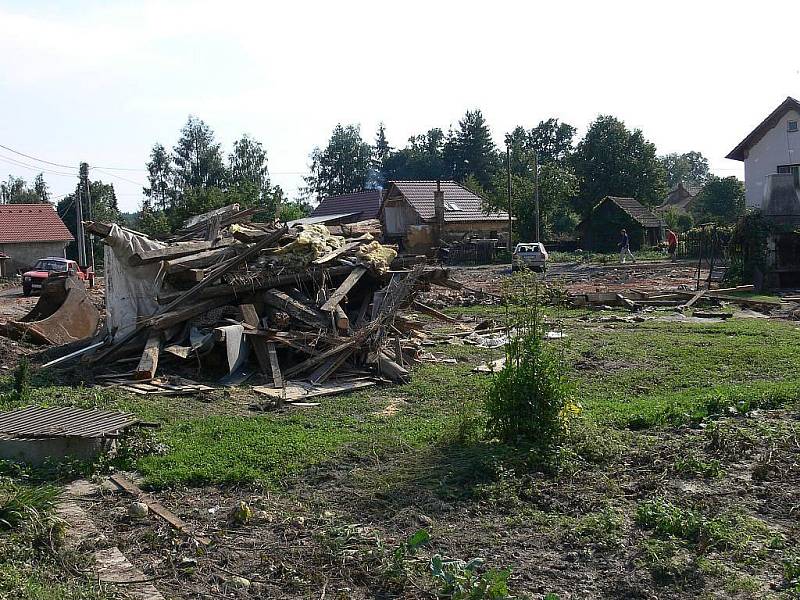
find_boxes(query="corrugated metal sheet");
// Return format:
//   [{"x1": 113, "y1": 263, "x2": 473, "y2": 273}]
[{"x1": 0, "y1": 406, "x2": 141, "y2": 439}]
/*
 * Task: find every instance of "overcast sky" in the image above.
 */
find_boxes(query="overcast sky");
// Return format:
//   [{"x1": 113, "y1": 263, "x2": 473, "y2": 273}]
[{"x1": 1, "y1": 0, "x2": 798, "y2": 212}]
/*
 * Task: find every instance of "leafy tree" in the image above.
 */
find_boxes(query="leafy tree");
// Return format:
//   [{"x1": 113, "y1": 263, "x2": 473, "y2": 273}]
[
  {"x1": 33, "y1": 174, "x2": 49, "y2": 204},
  {"x1": 58, "y1": 173, "x2": 122, "y2": 265},
  {"x1": 228, "y1": 134, "x2": 270, "y2": 210},
  {"x1": 279, "y1": 200, "x2": 312, "y2": 222},
  {"x1": 660, "y1": 151, "x2": 710, "y2": 188},
  {"x1": 571, "y1": 115, "x2": 667, "y2": 214},
  {"x1": 172, "y1": 116, "x2": 226, "y2": 191},
  {"x1": 383, "y1": 128, "x2": 448, "y2": 181},
  {"x1": 304, "y1": 124, "x2": 372, "y2": 200},
  {"x1": 443, "y1": 109, "x2": 500, "y2": 189},
  {"x1": 485, "y1": 125, "x2": 578, "y2": 241},
  {"x1": 527, "y1": 118, "x2": 576, "y2": 164},
  {"x1": 692, "y1": 176, "x2": 745, "y2": 224},
  {"x1": 144, "y1": 143, "x2": 174, "y2": 211},
  {"x1": 1, "y1": 175, "x2": 44, "y2": 204}
]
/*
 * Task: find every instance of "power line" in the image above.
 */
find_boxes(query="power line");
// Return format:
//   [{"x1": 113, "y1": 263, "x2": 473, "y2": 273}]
[
  {"x1": 0, "y1": 154, "x2": 76, "y2": 178},
  {"x1": 92, "y1": 167, "x2": 144, "y2": 187}
]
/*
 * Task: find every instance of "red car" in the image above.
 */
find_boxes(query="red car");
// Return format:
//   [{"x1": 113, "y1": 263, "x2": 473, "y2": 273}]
[{"x1": 22, "y1": 257, "x2": 90, "y2": 296}]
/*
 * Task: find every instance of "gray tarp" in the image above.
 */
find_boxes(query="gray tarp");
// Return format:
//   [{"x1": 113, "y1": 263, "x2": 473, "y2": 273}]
[{"x1": 103, "y1": 224, "x2": 166, "y2": 340}]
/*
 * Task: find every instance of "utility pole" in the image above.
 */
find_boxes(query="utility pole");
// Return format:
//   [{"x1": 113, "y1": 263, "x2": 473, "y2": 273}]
[
  {"x1": 82, "y1": 164, "x2": 95, "y2": 274},
  {"x1": 534, "y1": 151, "x2": 540, "y2": 243},
  {"x1": 506, "y1": 145, "x2": 512, "y2": 251},
  {"x1": 75, "y1": 165, "x2": 86, "y2": 268}
]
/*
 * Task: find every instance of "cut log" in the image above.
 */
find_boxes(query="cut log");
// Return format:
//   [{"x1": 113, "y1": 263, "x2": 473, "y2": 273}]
[
  {"x1": 320, "y1": 266, "x2": 367, "y2": 312},
  {"x1": 133, "y1": 332, "x2": 162, "y2": 380}
]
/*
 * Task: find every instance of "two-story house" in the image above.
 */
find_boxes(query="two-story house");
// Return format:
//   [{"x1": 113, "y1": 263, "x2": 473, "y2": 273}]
[{"x1": 726, "y1": 96, "x2": 800, "y2": 208}]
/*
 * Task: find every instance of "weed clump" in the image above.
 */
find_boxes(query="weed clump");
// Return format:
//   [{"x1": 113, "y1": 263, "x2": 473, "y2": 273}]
[{"x1": 485, "y1": 272, "x2": 576, "y2": 454}]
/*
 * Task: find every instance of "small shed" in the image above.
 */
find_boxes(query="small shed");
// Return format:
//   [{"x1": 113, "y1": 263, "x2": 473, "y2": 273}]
[{"x1": 576, "y1": 196, "x2": 665, "y2": 251}]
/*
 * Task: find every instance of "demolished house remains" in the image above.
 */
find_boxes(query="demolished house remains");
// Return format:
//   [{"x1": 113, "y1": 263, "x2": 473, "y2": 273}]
[{"x1": 29, "y1": 204, "x2": 466, "y2": 406}]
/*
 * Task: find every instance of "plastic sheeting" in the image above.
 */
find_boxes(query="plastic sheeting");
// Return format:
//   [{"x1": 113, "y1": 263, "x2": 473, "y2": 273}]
[{"x1": 104, "y1": 225, "x2": 166, "y2": 340}]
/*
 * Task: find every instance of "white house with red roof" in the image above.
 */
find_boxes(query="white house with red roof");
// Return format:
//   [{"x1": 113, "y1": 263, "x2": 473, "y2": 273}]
[{"x1": 0, "y1": 204, "x2": 74, "y2": 274}]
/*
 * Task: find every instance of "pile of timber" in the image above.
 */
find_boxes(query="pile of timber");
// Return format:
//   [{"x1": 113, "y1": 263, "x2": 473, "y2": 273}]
[
  {"x1": 570, "y1": 285, "x2": 783, "y2": 313},
  {"x1": 80, "y1": 206, "x2": 462, "y2": 406}
]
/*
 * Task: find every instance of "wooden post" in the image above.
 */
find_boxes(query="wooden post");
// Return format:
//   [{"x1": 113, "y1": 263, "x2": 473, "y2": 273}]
[{"x1": 134, "y1": 332, "x2": 162, "y2": 380}]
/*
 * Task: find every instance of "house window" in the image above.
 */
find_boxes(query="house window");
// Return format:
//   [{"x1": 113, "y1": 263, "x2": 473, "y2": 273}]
[
  {"x1": 777, "y1": 164, "x2": 800, "y2": 187},
  {"x1": 789, "y1": 120, "x2": 799, "y2": 133}
]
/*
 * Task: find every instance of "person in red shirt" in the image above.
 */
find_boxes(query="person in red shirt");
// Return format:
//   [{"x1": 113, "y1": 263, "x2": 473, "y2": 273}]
[{"x1": 666, "y1": 229, "x2": 678, "y2": 262}]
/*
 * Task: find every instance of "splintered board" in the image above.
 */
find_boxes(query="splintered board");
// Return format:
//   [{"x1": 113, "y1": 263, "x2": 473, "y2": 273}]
[
  {"x1": 102, "y1": 377, "x2": 215, "y2": 396},
  {"x1": 251, "y1": 378, "x2": 376, "y2": 407}
]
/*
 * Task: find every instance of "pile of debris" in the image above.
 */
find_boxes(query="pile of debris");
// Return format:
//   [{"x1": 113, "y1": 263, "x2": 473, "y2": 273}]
[{"x1": 44, "y1": 205, "x2": 463, "y2": 406}]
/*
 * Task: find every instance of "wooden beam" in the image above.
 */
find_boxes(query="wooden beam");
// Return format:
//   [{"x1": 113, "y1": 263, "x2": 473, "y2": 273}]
[
  {"x1": 109, "y1": 474, "x2": 210, "y2": 546},
  {"x1": 239, "y1": 303, "x2": 270, "y2": 375},
  {"x1": 333, "y1": 304, "x2": 349, "y2": 331},
  {"x1": 411, "y1": 300, "x2": 460, "y2": 324},
  {"x1": 267, "y1": 342, "x2": 283, "y2": 389},
  {"x1": 320, "y1": 266, "x2": 367, "y2": 312},
  {"x1": 165, "y1": 246, "x2": 239, "y2": 272},
  {"x1": 312, "y1": 237, "x2": 370, "y2": 265},
  {"x1": 262, "y1": 289, "x2": 329, "y2": 330},
  {"x1": 133, "y1": 332, "x2": 162, "y2": 380},
  {"x1": 148, "y1": 296, "x2": 231, "y2": 330},
  {"x1": 680, "y1": 289, "x2": 707, "y2": 310}
]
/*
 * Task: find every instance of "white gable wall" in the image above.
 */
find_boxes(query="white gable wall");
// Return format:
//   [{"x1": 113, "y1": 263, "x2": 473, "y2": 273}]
[{"x1": 744, "y1": 109, "x2": 800, "y2": 208}]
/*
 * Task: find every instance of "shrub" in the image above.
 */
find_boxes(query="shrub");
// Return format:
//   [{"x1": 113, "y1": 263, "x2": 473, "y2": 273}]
[
  {"x1": 485, "y1": 272, "x2": 575, "y2": 453},
  {"x1": 0, "y1": 478, "x2": 60, "y2": 531}
]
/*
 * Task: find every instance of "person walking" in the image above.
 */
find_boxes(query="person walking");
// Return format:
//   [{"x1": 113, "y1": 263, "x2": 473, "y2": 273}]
[
  {"x1": 666, "y1": 229, "x2": 678, "y2": 262},
  {"x1": 619, "y1": 228, "x2": 635, "y2": 263}
]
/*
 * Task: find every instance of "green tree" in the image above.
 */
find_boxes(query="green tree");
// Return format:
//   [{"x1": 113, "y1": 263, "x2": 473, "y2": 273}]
[
  {"x1": 304, "y1": 124, "x2": 372, "y2": 200},
  {"x1": 527, "y1": 118, "x2": 576, "y2": 163},
  {"x1": 279, "y1": 200, "x2": 312, "y2": 221},
  {"x1": 571, "y1": 115, "x2": 667, "y2": 215},
  {"x1": 692, "y1": 176, "x2": 745, "y2": 224},
  {"x1": 228, "y1": 134, "x2": 270, "y2": 210},
  {"x1": 371, "y1": 122, "x2": 392, "y2": 188},
  {"x1": 1, "y1": 175, "x2": 43, "y2": 204},
  {"x1": 172, "y1": 116, "x2": 226, "y2": 191},
  {"x1": 383, "y1": 128, "x2": 448, "y2": 181},
  {"x1": 33, "y1": 174, "x2": 49, "y2": 204},
  {"x1": 58, "y1": 173, "x2": 122, "y2": 265},
  {"x1": 660, "y1": 151, "x2": 710, "y2": 188},
  {"x1": 144, "y1": 143, "x2": 174, "y2": 211},
  {"x1": 444, "y1": 109, "x2": 500, "y2": 189}
]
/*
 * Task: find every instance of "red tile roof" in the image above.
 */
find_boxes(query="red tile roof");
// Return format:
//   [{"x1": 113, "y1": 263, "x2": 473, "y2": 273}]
[
  {"x1": 386, "y1": 180, "x2": 509, "y2": 222},
  {"x1": 0, "y1": 204, "x2": 74, "y2": 243},
  {"x1": 311, "y1": 190, "x2": 383, "y2": 219}
]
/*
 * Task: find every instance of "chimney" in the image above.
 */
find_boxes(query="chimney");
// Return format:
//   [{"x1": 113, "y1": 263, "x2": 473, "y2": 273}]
[{"x1": 433, "y1": 180, "x2": 445, "y2": 245}]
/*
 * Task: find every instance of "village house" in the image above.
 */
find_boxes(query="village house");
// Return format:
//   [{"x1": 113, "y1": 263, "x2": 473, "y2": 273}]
[
  {"x1": 380, "y1": 180, "x2": 509, "y2": 252},
  {"x1": 657, "y1": 182, "x2": 700, "y2": 215},
  {"x1": 726, "y1": 96, "x2": 800, "y2": 208},
  {"x1": 309, "y1": 189, "x2": 383, "y2": 224},
  {"x1": 576, "y1": 196, "x2": 665, "y2": 251},
  {"x1": 0, "y1": 204, "x2": 73, "y2": 274}
]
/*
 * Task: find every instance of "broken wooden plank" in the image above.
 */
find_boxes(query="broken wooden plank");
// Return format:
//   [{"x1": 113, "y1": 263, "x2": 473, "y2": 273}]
[
  {"x1": 251, "y1": 378, "x2": 376, "y2": 403},
  {"x1": 680, "y1": 289, "x2": 707, "y2": 310},
  {"x1": 109, "y1": 474, "x2": 211, "y2": 546},
  {"x1": 333, "y1": 304, "x2": 350, "y2": 331},
  {"x1": 263, "y1": 289, "x2": 329, "y2": 330},
  {"x1": 148, "y1": 296, "x2": 231, "y2": 330},
  {"x1": 240, "y1": 303, "x2": 270, "y2": 376},
  {"x1": 320, "y1": 266, "x2": 367, "y2": 312},
  {"x1": 128, "y1": 240, "x2": 217, "y2": 266},
  {"x1": 374, "y1": 350, "x2": 410, "y2": 383},
  {"x1": 165, "y1": 245, "x2": 239, "y2": 272},
  {"x1": 266, "y1": 342, "x2": 283, "y2": 389},
  {"x1": 312, "y1": 237, "x2": 369, "y2": 265},
  {"x1": 615, "y1": 293, "x2": 638, "y2": 311},
  {"x1": 411, "y1": 300, "x2": 461, "y2": 324},
  {"x1": 308, "y1": 347, "x2": 354, "y2": 384},
  {"x1": 133, "y1": 332, "x2": 162, "y2": 380}
]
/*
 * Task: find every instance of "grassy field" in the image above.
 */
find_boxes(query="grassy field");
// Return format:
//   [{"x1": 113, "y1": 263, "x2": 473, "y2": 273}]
[{"x1": 1, "y1": 307, "x2": 800, "y2": 597}]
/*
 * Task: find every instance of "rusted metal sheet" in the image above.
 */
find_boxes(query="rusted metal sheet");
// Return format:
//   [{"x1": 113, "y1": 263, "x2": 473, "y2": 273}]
[
  {"x1": 7, "y1": 274, "x2": 100, "y2": 345},
  {"x1": 0, "y1": 406, "x2": 142, "y2": 439}
]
